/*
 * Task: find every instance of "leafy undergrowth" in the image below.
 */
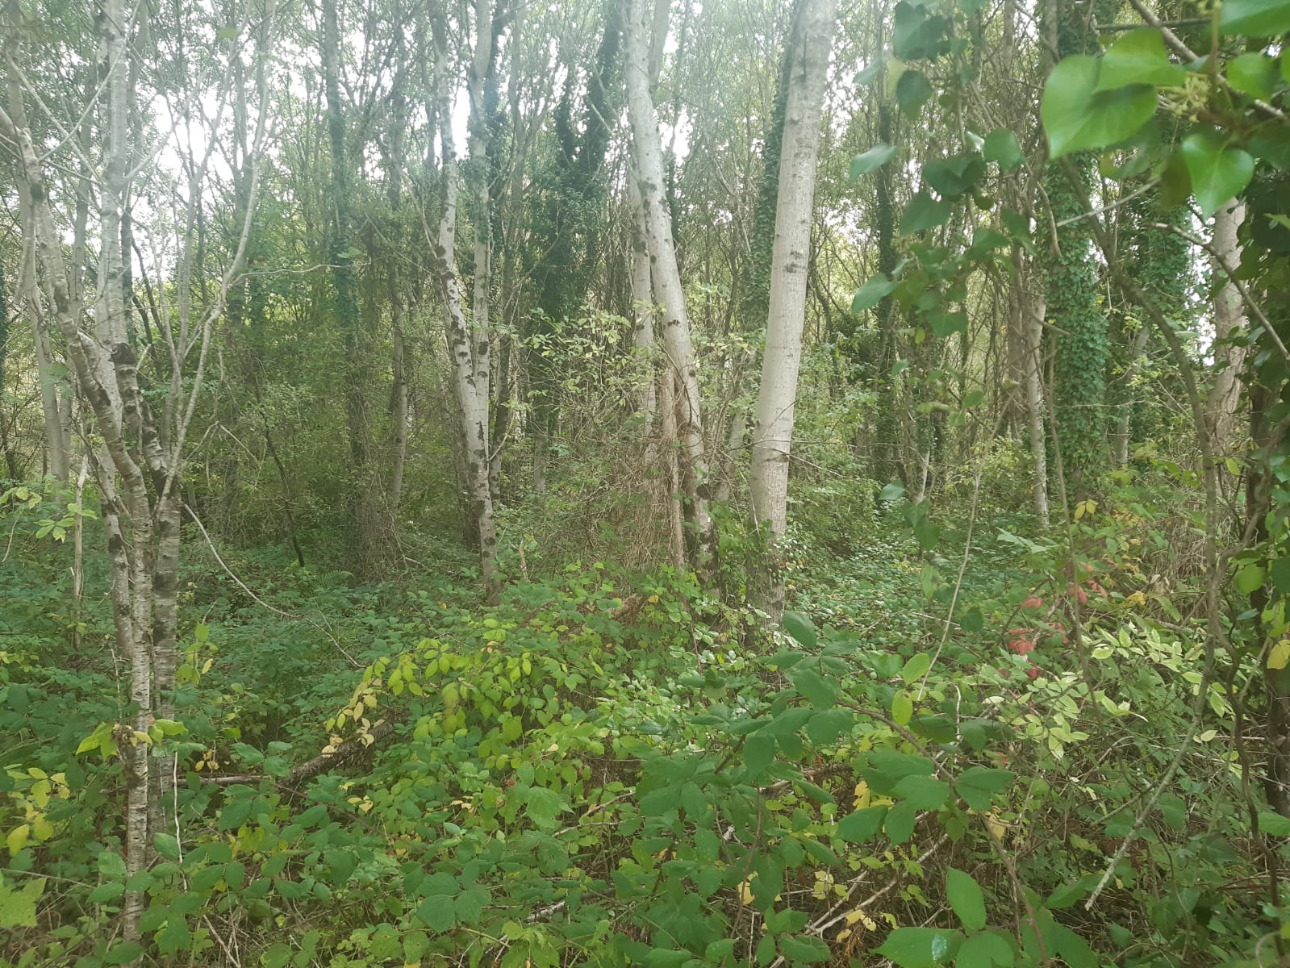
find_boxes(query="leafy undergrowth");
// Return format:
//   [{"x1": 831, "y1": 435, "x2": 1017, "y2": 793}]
[{"x1": 0, "y1": 499, "x2": 1272, "y2": 968}]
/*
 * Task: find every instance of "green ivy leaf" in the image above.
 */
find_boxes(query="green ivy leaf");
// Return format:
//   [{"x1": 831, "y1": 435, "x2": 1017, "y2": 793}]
[
  {"x1": 1097, "y1": 29, "x2": 1185, "y2": 90},
  {"x1": 1041, "y1": 55, "x2": 1156, "y2": 159},
  {"x1": 923, "y1": 154, "x2": 987, "y2": 197},
  {"x1": 893, "y1": 2, "x2": 949, "y2": 60},
  {"x1": 851, "y1": 144, "x2": 900, "y2": 180},
  {"x1": 946, "y1": 868, "x2": 987, "y2": 931},
  {"x1": 875, "y1": 927, "x2": 963, "y2": 968},
  {"x1": 901, "y1": 192, "x2": 953, "y2": 234},
  {"x1": 1182, "y1": 132, "x2": 1255, "y2": 217},
  {"x1": 983, "y1": 129, "x2": 1023, "y2": 170},
  {"x1": 1220, "y1": 0, "x2": 1290, "y2": 38},
  {"x1": 1228, "y1": 53, "x2": 1279, "y2": 100},
  {"x1": 896, "y1": 70, "x2": 934, "y2": 119}
]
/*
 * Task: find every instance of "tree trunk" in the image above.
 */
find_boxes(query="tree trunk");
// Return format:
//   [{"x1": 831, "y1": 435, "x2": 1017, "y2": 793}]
[
  {"x1": 1209, "y1": 199, "x2": 1248, "y2": 461},
  {"x1": 624, "y1": 0, "x2": 713, "y2": 569},
  {"x1": 1018, "y1": 254, "x2": 1050, "y2": 526},
  {"x1": 749, "y1": 0, "x2": 835, "y2": 612},
  {"x1": 429, "y1": 0, "x2": 498, "y2": 587}
]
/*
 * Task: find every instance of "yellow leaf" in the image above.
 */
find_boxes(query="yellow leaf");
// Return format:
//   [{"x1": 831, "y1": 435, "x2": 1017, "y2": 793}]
[
  {"x1": 738, "y1": 878, "x2": 755, "y2": 905},
  {"x1": 1269, "y1": 640, "x2": 1290, "y2": 671},
  {"x1": 7, "y1": 823, "x2": 30, "y2": 855},
  {"x1": 853, "y1": 781, "x2": 871, "y2": 810},
  {"x1": 985, "y1": 813, "x2": 1007, "y2": 841}
]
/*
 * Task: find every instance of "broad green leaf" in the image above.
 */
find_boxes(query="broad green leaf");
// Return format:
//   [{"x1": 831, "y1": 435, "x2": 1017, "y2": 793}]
[
  {"x1": 885, "y1": 800, "x2": 919, "y2": 843},
  {"x1": 946, "y1": 868, "x2": 987, "y2": 932},
  {"x1": 1260, "y1": 810, "x2": 1290, "y2": 836},
  {"x1": 955, "y1": 932, "x2": 1014, "y2": 968},
  {"x1": 1235, "y1": 562, "x2": 1267, "y2": 595},
  {"x1": 780, "y1": 935, "x2": 831, "y2": 963},
  {"x1": 956, "y1": 767, "x2": 1015, "y2": 811},
  {"x1": 783, "y1": 611, "x2": 818, "y2": 648},
  {"x1": 853, "y1": 275, "x2": 897, "y2": 313},
  {"x1": 893, "y1": 774, "x2": 950, "y2": 810},
  {"x1": 88, "y1": 882, "x2": 125, "y2": 903},
  {"x1": 923, "y1": 154, "x2": 987, "y2": 197},
  {"x1": 1228, "y1": 53, "x2": 1279, "y2": 100},
  {"x1": 806, "y1": 708, "x2": 854, "y2": 745},
  {"x1": 896, "y1": 70, "x2": 935, "y2": 119},
  {"x1": 902, "y1": 652, "x2": 932, "y2": 683},
  {"x1": 104, "y1": 942, "x2": 145, "y2": 965},
  {"x1": 98, "y1": 851, "x2": 128, "y2": 882},
  {"x1": 1097, "y1": 29, "x2": 1185, "y2": 91},
  {"x1": 983, "y1": 129, "x2": 1023, "y2": 170},
  {"x1": 1052, "y1": 925, "x2": 1097, "y2": 968},
  {"x1": 851, "y1": 144, "x2": 899, "y2": 180},
  {"x1": 1219, "y1": 0, "x2": 1290, "y2": 38},
  {"x1": 893, "y1": 3, "x2": 949, "y2": 60},
  {"x1": 901, "y1": 192, "x2": 953, "y2": 234},
  {"x1": 793, "y1": 667, "x2": 837, "y2": 709},
  {"x1": 1041, "y1": 55, "x2": 1156, "y2": 159},
  {"x1": 856, "y1": 60, "x2": 884, "y2": 85},
  {"x1": 892, "y1": 690, "x2": 914, "y2": 726},
  {"x1": 837, "y1": 805, "x2": 888, "y2": 843},
  {"x1": 416, "y1": 894, "x2": 457, "y2": 932},
  {"x1": 1270, "y1": 556, "x2": 1290, "y2": 593},
  {"x1": 0, "y1": 878, "x2": 43, "y2": 928},
  {"x1": 1182, "y1": 132, "x2": 1255, "y2": 217},
  {"x1": 260, "y1": 943, "x2": 293, "y2": 968},
  {"x1": 880, "y1": 482, "x2": 906, "y2": 503},
  {"x1": 523, "y1": 786, "x2": 569, "y2": 829},
  {"x1": 743, "y1": 733, "x2": 777, "y2": 777},
  {"x1": 875, "y1": 927, "x2": 963, "y2": 968}
]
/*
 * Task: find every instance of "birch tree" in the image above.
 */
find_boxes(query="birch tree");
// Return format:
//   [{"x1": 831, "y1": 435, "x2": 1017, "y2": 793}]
[
  {"x1": 623, "y1": 0, "x2": 713, "y2": 567},
  {"x1": 748, "y1": 0, "x2": 834, "y2": 608},
  {"x1": 0, "y1": 0, "x2": 276, "y2": 941}
]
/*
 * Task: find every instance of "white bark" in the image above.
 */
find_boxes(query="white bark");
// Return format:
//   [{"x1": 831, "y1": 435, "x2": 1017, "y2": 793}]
[
  {"x1": 624, "y1": 0, "x2": 712, "y2": 563},
  {"x1": 749, "y1": 0, "x2": 835, "y2": 550},
  {"x1": 1210, "y1": 200, "x2": 1248, "y2": 458},
  {"x1": 628, "y1": 178, "x2": 657, "y2": 418},
  {"x1": 430, "y1": 0, "x2": 497, "y2": 584},
  {"x1": 1020, "y1": 262, "x2": 1049, "y2": 526}
]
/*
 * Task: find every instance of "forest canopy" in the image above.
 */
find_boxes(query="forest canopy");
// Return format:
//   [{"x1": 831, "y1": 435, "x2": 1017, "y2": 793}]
[{"x1": 2, "y1": 0, "x2": 1290, "y2": 966}]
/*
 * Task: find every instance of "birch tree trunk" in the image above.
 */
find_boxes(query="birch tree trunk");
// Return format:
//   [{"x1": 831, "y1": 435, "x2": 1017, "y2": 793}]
[
  {"x1": 624, "y1": 0, "x2": 713, "y2": 568},
  {"x1": 749, "y1": 0, "x2": 835, "y2": 610},
  {"x1": 1210, "y1": 199, "x2": 1248, "y2": 461},
  {"x1": 429, "y1": 0, "x2": 498, "y2": 586},
  {"x1": 1019, "y1": 256, "x2": 1050, "y2": 526}
]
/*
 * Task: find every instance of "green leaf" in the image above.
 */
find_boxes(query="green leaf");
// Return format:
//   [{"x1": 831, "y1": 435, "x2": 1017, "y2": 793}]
[
  {"x1": 1259, "y1": 810, "x2": 1290, "y2": 836},
  {"x1": 416, "y1": 894, "x2": 457, "y2": 932},
  {"x1": 959, "y1": 606, "x2": 984, "y2": 632},
  {"x1": 782, "y1": 612, "x2": 818, "y2": 648},
  {"x1": 946, "y1": 868, "x2": 987, "y2": 932},
  {"x1": 856, "y1": 60, "x2": 884, "y2": 86},
  {"x1": 216, "y1": 26, "x2": 240, "y2": 40},
  {"x1": 902, "y1": 652, "x2": 932, "y2": 684},
  {"x1": 793, "y1": 668, "x2": 836, "y2": 709},
  {"x1": 1220, "y1": 0, "x2": 1290, "y2": 38},
  {"x1": 523, "y1": 787, "x2": 569, "y2": 829},
  {"x1": 1228, "y1": 53, "x2": 1279, "y2": 99},
  {"x1": 880, "y1": 482, "x2": 906, "y2": 503},
  {"x1": 1182, "y1": 132, "x2": 1255, "y2": 217},
  {"x1": 885, "y1": 800, "x2": 919, "y2": 843},
  {"x1": 896, "y1": 70, "x2": 934, "y2": 119},
  {"x1": 455, "y1": 886, "x2": 490, "y2": 925},
  {"x1": 955, "y1": 932, "x2": 1014, "y2": 968},
  {"x1": 923, "y1": 154, "x2": 987, "y2": 197},
  {"x1": 89, "y1": 882, "x2": 125, "y2": 903},
  {"x1": 1236, "y1": 562, "x2": 1267, "y2": 595},
  {"x1": 0, "y1": 878, "x2": 44, "y2": 928},
  {"x1": 1041, "y1": 55, "x2": 1157, "y2": 159},
  {"x1": 104, "y1": 942, "x2": 145, "y2": 965},
  {"x1": 957, "y1": 767, "x2": 1014, "y2": 812},
  {"x1": 983, "y1": 129, "x2": 1023, "y2": 170},
  {"x1": 154, "y1": 833, "x2": 180, "y2": 861},
  {"x1": 901, "y1": 192, "x2": 953, "y2": 234},
  {"x1": 853, "y1": 275, "x2": 897, "y2": 313},
  {"x1": 1052, "y1": 925, "x2": 1097, "y2": 968},
  {"x1": 260, "y1": 943, "x2": 293, "y2": 968},
  {"x1": 98, "y1": 852, "x2": 128, "y2": 882},
  {"x1": 893, "y1": 2, "x2": 949, "y2": 59},
  {"x1": 806, "y1": 708, "x2": 854, "y2": 746},
  {"x1": 875, "y1": 927, "x2": 963, "y2": 968},
  {"x1": 780, "y1": 936, "x2": 831, "y2": 963},
  {"x1": 744, "y1": 733, "x2": 777, "y2": 777},
  {"x1": 893, "y1": 774, "x2": 950, "y2": 810},
  {"x1": 892, "y1": 690, "x2": 914, "y2": 726},
  {"x1": 963, "y1": 389, "x2": 986, "y2": 409},
  {"x1": 1097, "y1": 29, "x2": 1185, "y2": 90},
  {"x1": 851, "y1": 144, "x2": 899, "y2": 180},
  {"x1": 836, "y1": 806, "x2": 888, "y2": 843}
]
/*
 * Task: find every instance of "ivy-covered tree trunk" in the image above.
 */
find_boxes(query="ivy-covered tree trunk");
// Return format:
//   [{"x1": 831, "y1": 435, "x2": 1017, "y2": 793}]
[
  {"x1": 1042, "y1": 0, "x2": 1109, "y2": 496},
  {"x1": 1209, "y1": 199, "x2": 1248, "y2": 461},
  {"x1": 750, "y1": 0, "x2": 835, "y2": 613}
]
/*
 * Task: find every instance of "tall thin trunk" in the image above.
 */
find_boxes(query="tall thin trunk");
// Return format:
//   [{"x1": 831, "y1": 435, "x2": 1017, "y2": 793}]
[
  {"x1": 1019, "y1": 256, "x2": 1050, "y2": 526},
  {"x1": 429, "y1": 0, "x2": 498, "y2": 586},
  {"x1": 624, "y1": 0, "x2": 712, "y2": 568},
  {"x1": 1210, "y1": 199, "x2": 1248, "y2": 460},
  {"x1": 629, "y1": 179, "x2": 658, "y2": 418},
  {"x1": 749, "y1": 0, "x2": 835, "y2": 612}
]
